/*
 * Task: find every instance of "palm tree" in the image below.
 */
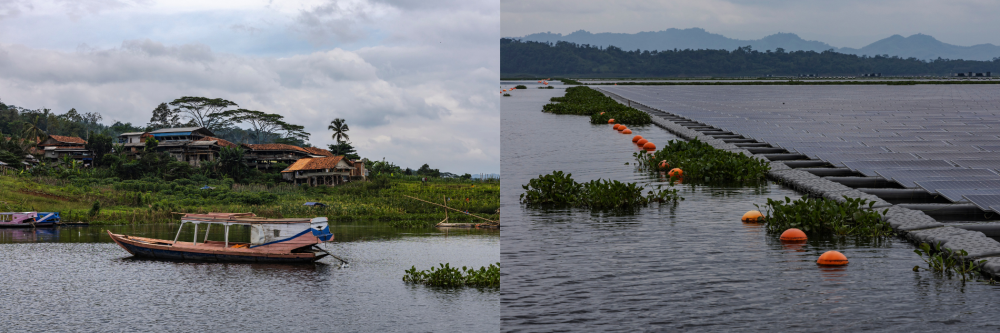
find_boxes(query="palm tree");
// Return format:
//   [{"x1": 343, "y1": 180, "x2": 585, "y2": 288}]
[
  {"x1": 22, "y1": 116, "x2": 47, "y2": 144},
  {"x1": 328, "y1": 118, "x2": 350, "y2": 143}
]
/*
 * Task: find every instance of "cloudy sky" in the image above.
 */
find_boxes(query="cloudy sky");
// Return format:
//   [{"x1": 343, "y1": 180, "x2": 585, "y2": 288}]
[
  {"x1": 502, "y1": 0, "x2": 1000, "y2": 48},
  {"x1": 0, "y1": 0, "x2": 498, "y2": 174}
]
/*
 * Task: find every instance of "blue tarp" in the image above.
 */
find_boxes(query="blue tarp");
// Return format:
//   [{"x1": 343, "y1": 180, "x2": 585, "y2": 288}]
[
  {"x1": 303, "y1": 202, "x2": 327, "y2": 207},
  {"x1": 200, "y1": 186, "x2": 215, "y2": 190}
]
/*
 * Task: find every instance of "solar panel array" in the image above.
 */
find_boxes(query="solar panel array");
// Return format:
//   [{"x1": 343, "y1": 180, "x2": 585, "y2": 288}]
[{"x1": 603, "y1": 85, "x2": 1000, "y2": 203}]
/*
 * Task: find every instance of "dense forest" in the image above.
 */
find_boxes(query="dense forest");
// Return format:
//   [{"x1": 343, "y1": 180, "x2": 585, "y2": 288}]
[{"x1": 500, "y1": 38, "x2": 1000, "y2": 77}]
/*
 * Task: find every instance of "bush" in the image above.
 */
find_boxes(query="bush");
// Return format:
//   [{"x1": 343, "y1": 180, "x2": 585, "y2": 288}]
[{"x1": 514, "y1": 85, "x2": 527, "y2": 89}]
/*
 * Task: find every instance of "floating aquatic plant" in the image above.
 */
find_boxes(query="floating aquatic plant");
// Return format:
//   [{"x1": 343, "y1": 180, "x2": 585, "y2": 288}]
[
  {"x1": 519, "y1": 171, "x2": 680, "y2": 210},
  {"x1": 542, "y1": 86, "x2": 652, "y2": 125},
  {"x1": 757, "y1": 196, "x2": 892, "y2": 238},
  {"x1": 913, "y1": 243, "x2": 985, "y2": 283},
  {"x1": 403, "y1": 262, "x2": 499, "y2": 288},
  {"x1": 635, "y1": 138, "x2": 770, "y2": 186}
]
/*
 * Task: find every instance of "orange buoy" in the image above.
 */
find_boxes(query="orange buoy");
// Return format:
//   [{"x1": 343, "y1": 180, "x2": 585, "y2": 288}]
[
  {"x1": 617, "y1": 126, "x2": 626, "y2": 132},
  {"x1": 608, "y1": 119, "x2": 615, "y2": 124},
  {"x1": 668, "y1": 168, "x2": 683, "y2": 177},
  {"x1": 613, "y1": 124, "x2": 621, "y2": 130},
  {"x1": 741, "y1": 210, "x2": 763, "y2": 223},
  {"x1": 817, "y1": 251, "x2": 848, "y2": 266},
  {"x1": 622, "y1": 129, "x2": 632, "y2": 134},
  {"x1": 632, "y1": 135, "x2": 643, "y2": 143},
  {"x1": 658, "y1": 160, "x2": 670, "y2": 170},
  {"x1": 779, "y1": 228, "x2": 807, "y2": 243},
  {"x1": 643, "y1": 142, "x2": 656, "y2": 151},
  {"x1": 636, "y1": 139, "x2": 648, "y2": 146},
  {"x1": 600, "y1": 112, "x2": 605, "y2": 115}
]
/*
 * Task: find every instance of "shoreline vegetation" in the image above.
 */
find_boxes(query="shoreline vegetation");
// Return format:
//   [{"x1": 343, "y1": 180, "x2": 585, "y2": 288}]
[
  {"x1": 542, "y1": 86, "x2": 652, "y2": 125},
  {"x1": 0, "y1": 173, "x2": 499, "y2": 227}
]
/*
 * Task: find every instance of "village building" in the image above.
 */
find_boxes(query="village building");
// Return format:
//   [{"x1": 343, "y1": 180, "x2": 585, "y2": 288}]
[
  {"x1": 281, "y1": 156, "x2": 363, "y2": 186},
  {"x1": 241, "y1": 143, "x2": 318, "y2": 169},
  {"x1": 38, "y1": 135, "x2": 93, "y2": 165},
  {"x1": 117, "y1": 127, "x2": 238, "y2": 167}
]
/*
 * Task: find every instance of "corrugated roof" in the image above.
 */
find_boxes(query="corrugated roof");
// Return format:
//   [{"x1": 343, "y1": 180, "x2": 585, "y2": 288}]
[
  {"x1": 47, "y1": 135, "x2": 87, "y2": 145},
  {"x1": 150, "y1": 127, "x2": 205, "y2": 133},
  {"x1": 245, "y1": 143, "x2": 309, "y2": 153},
  {"x1": 119, "y1": 132, "x2": 147, "y2": 136},
  {"x1": 302, "y1": 147, "x2": 334, "y2": 157},
  {"x1": 197, "y1": 136, "x2": 237, "y2": 148},
  {"x1": 281, "y1": 156, "x2": 347, "y2": 172}
]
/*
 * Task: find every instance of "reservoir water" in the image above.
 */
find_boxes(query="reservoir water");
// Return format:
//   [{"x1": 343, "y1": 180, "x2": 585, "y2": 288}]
[
  {"x1": 501, "y1": 83, "x2": 1000, "y2": 331},
  {"x1": 0, "y1": 225, "x2": 499, "y2": 332}
]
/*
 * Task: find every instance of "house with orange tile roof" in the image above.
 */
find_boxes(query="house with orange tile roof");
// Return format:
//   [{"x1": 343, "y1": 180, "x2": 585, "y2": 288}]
[
  {"x1": 38, "y1": 135, "x2": 93, "y2": 165},
  {"x1": 116, "y1": 127, "x2": 241, "y2": 167},
  {"x1": 242, "y1": 143, "x2": 333, "y2": 170},
  {"x1": 280, "y1": 156, "x2": 361, "y2": 186}
]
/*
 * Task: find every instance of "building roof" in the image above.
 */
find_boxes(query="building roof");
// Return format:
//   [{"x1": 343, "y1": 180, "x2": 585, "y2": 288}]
[
  {"x1": 281, "y1": 156, "x2": 348, "y2": 173},
  {"x1": 197, "y1": 136, "x2": 237, "y2": 148},
  {"x1": 149, "y1": 127, "x2": 215, "y2": 137},
  {"x1": 301, "y1": 147, "x2": 334, "y2": 157},
  {"x1": 46, "y1": 135, "x2": 87, "y2": 145},
  {"x1": 244, "y1": 143, "x2": 309, "y2": 153},
  {"x1": 119, "y1": 132, "x2": 147, "y2": 136}
]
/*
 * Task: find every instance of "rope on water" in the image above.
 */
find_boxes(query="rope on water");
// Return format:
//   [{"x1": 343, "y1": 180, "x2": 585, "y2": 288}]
[{"x1": 400, "y1": 195, "x2": 499, "y2": 224}]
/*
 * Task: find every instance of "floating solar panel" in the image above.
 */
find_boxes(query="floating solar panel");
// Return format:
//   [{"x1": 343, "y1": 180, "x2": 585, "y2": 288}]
[
  {"x1": 961, "y1": 195, "x2": 1000, "y2": 212},
  {"x1": 938, "y1": 189, "x2": 1000, "y2": 202},
  {"x1": 890, "y1": 175, "x2": 1000, "y2": 189},
  {"x1": 950, "y1": 160, "x2": 1000, "y2": 168},
  {"x1": 975, "y1": 146, "x2": 1000, "y2": 152},
  {"x1": 874, "y1": 168, "x2": 995, "y2": 179},
  {"x1": 915, "y1": 152, "x2": 1000, "y2": 160},
  {"x1": 915, "y1": 180, "x2": 1000, "y2": 194}
]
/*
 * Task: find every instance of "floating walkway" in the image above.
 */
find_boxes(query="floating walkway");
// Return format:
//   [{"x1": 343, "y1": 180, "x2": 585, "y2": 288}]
[{"x1": 595, "y1": 86, "x2": 1000, "y2": 278}]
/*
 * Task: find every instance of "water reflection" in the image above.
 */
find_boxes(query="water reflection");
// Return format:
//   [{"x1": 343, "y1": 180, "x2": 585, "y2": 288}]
[{"x1": 0, "y1": 224, "x2": 497, "y2": 244}]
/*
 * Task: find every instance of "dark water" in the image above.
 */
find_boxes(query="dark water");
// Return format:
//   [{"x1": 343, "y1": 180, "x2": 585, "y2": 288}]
[
  {"x1": 0, "y1": 225, "x2": 498, "y2": 332},
  {"x1": 500, "y1": 83, "x2": 1000, "y2": 332}
]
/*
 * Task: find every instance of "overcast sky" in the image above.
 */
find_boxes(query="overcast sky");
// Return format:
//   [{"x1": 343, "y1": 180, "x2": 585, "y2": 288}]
[
  {"x1": 0, "y1": 0, "x2": 498, "y2": 174},
  {"x1": 502, "y1": 0, "x2": 1000, "y2": 48}
]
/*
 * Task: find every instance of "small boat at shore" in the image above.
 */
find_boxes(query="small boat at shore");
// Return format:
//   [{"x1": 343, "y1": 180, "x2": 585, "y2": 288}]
[
  {"x1": 0, "y1": 212, "x2": 60, "y2": 228},
  {"x1": 108, "y1": 212, "x2": 340, "y2": 263}
]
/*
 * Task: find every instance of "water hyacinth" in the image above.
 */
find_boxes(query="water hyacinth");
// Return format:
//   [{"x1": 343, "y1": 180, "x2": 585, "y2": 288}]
[
  {"x1": 635, "y1": 138, "x2": 770, "y2": 186},
  {"x1": 403, "y1": 263, "x2": 500, "y2": 288},
  {"x1": 757, "y1": 196, "x2": 892, "y2": 238},
  {"x1": 520, "y1": 171, "x2": 681, "y2": 210},
  {"x1": 542, "y1": 86, "x2": 652, "y2": 125}
]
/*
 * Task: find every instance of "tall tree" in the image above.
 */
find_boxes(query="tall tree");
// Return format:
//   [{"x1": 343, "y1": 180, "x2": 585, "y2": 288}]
[
  {"x1": 85, "y1": 132, "x2": 113, "y2": 166},
  {"x1": 168, "y1": 97, "x2": 238, "y2": 130},
  {"x1": 148, "y1": 102, "x2": 181, "y2": 130},
  {"x1": 327, "y1": 141, "x2": 359, "y2": 160},
  {"x1": 328, "y1": 118, "x2": 349, "y2": 143},
  {"x1": 220, "y1": 109, "x2": 285, "y2": 143},
  {"x1": 21, "y1": 115, "x2": 46, "y2": 143}
]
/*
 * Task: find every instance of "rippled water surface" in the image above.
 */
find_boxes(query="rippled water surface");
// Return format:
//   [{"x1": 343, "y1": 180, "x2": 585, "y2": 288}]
[
  {"x1": 501, "y1": 82, "x2": 1000, "y2": 332},
  {"x1": 0, "y1": 225, "x2": 498, "y2": 332}
]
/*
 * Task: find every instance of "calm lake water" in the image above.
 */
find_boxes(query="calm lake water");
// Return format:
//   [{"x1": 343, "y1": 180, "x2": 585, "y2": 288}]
[
  {"x1": 0, "y1": 224, "x2": 499, "y2": 332},
  {"x1": 500, "y1": 83, "x2": 1000, "y2": 331}
]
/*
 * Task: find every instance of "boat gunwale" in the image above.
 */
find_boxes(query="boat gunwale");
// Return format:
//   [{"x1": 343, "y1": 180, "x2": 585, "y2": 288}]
[{"x1": 108, "y1": 231, "x2": 320, "y2": 259}]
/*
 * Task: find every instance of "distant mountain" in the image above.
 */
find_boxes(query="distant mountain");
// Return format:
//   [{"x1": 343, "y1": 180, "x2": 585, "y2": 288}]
[
  {"x1": 514, "y1": 29, "x2": 1000, "y2": 61},
  {"x1": 841, "y1": 34, "x2": 1000, "y2": 61}
]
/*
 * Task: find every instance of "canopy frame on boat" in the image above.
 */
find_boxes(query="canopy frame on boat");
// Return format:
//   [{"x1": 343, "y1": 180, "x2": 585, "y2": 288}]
[{"x1": 171, "y1": 213, "x2": 328, "y2": 248}]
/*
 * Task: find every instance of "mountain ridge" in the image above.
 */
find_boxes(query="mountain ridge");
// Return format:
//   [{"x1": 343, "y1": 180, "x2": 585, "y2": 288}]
[{"x1": 513, "y1": 29, "x2": 1000, "y2": 61}]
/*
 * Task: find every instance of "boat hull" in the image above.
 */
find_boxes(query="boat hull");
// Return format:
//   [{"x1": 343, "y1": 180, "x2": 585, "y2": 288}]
[
  {"x1": 0, "y1": 222, "x2": 57, "y2": 228},
  {"x1": 108, "y1": 231, "x2": 325, "y2": 263}
]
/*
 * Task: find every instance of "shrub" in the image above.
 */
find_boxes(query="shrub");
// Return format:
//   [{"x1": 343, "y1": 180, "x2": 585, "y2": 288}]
[
  {"x1": 514, "y1": 85, "x2": 527, "y2": 89},
  {"x1": 542, "y1": 86, "x2": 651, "y2": 125}
]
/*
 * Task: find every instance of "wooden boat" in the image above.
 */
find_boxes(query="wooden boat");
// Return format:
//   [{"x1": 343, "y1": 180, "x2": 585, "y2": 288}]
[
  {"x1": 108, "y1": 212, "x2": 339, "y2": 263},
  {"x1": 0, "y1": 212, "x2": 60, "y2": 228}
]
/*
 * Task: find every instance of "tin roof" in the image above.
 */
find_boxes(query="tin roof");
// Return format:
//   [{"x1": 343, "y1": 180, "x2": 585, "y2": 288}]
[{"x1": 245, "y1": 143, "x2": 310, "y2": 153}]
